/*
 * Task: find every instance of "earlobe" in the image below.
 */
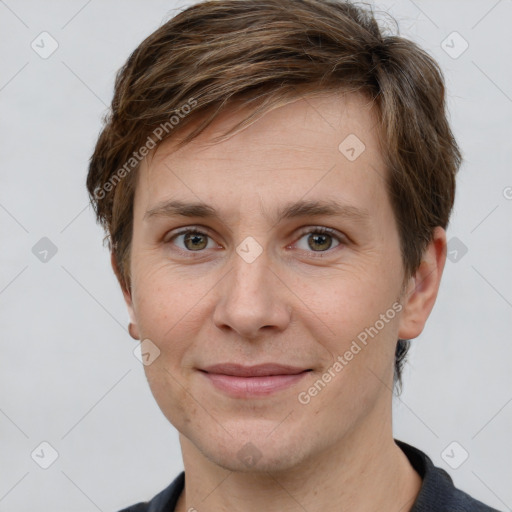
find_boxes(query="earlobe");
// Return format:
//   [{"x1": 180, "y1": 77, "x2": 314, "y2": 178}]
[
  {"x1": 110, "y1": 252, "x2": 140, "y2": 340},
  {"x1": 397, "y1": 227, "x2": 447, "y2": 340},
  {"x1": 128, "y1": 322, "x2": 140, "y2": 340}
]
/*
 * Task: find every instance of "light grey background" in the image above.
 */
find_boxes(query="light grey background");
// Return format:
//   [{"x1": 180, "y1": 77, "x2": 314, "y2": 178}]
[{"x1": 1, "y1": 0, "x2": 511, "y2": 510}]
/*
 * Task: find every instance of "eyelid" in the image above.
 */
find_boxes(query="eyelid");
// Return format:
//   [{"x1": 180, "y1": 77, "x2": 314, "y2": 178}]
[
  {"x1": 164, "y1": 225, "x2": 216, "y2": 243},
  {"x1": 294, "y1": 225, "x2": 346, "y2": 241}
]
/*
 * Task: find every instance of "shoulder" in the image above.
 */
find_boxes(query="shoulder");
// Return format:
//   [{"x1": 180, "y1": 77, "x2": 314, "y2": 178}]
[
  {"x1": 117, "y1": 472, "x2": 185, "y2": 512},
  {"x1": 395, "y1": 440, "x2": 502, "y2": 512}
]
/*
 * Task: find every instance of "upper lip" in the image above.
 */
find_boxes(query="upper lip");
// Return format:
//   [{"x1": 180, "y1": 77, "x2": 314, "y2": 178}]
[{"x1": 200, "y1": 363, "x2": 310, "y2": 377}]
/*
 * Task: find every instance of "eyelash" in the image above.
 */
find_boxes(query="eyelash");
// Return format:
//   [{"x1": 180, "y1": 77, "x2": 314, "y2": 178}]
[{"x1": 164, "y1": 225, "x2": 346, "y2": 258}]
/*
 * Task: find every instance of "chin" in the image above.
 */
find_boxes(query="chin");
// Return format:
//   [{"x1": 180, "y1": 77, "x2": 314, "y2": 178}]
[
  {"x1": 208, "y1": 444, "x2": 307, "y2": 474},
  {"x1": 187, "y1": 421, "x2": 313, "y2": 474}
]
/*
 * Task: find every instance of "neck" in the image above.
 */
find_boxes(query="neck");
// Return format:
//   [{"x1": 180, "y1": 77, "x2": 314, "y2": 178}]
[{"x1": 175, "y1": 404, "x2": 421, "y2": 512}]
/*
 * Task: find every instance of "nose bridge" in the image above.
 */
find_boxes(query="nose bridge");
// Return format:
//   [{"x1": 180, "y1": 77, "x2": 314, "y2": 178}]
[
  {"x1": 226, "y1": 245, "x2": 274, "y2": 310},
  {"x1": 231, "y1": 247, "x2": 271, "y2": 299},
  {"x1": 213, "y1": 244, "x2": 291, "y2": 337}
]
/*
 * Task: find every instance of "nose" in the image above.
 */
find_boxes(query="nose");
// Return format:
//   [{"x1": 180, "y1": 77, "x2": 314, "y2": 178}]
[{"x1": 212, "y1": 247, "x2": 292, "y2": 340}]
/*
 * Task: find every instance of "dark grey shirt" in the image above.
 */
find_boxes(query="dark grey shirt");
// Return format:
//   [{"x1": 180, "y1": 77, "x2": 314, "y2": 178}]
[{"x1": 119, "y1": 440, "x2": 502, "y2": 511}]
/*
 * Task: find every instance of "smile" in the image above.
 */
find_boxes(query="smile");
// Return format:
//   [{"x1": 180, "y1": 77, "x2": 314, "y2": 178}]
[{"x1": 198, "y1": 364, "x2": 312, "y2": 398}]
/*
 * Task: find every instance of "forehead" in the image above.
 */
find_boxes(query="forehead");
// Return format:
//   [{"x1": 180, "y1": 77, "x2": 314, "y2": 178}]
[{"x1": 135, "y1": 92, "x2": 387, "y2": 218}]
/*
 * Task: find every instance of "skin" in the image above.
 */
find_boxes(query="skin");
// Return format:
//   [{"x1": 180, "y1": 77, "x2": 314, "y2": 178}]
[{"x1": 113, "y1": 92, "x2": 447, "y2": 511}]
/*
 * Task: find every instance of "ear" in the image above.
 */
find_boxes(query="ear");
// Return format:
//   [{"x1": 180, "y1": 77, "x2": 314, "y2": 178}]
[
  {"x1": 398, "y1": 226, "x2": 447, "y2": 340},
  {"x1": 111, "y1": 252, "x2": 139, "y2": 339}
]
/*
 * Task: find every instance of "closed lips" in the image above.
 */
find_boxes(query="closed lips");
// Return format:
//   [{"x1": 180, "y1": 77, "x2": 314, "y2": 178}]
[{"x1": 200, "y1": 363, "x2": 311, "y2": 377}]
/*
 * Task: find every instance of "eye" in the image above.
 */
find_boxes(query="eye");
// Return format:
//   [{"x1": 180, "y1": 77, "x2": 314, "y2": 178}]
[
  {"x1": 293, "y1": 227, "x2": 343, "y2": 253},
  {"x1": 164, "y1": 226, "x2": 345, "y2": 256},
  {"x1": 166, "y1": 229, "x2": 218, "y2": 252}
]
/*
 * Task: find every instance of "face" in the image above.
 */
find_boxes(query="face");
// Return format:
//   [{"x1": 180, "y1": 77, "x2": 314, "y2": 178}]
[{"x1": 122, "y1": 92, "x2": 421, "y2": 473}]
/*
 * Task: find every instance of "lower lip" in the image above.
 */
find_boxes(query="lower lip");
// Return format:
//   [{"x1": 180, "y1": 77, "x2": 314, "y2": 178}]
[{"x1": 200, "y1": 371, "x2": 310, "y2": 398}]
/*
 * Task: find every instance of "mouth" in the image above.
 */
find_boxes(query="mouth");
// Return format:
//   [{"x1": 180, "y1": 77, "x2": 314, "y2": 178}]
[{"x1": 198, "y1": 363, "x2": 312, "y2": 398}]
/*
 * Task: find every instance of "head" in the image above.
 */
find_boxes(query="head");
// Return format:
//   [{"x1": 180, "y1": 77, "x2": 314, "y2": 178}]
[{"x1": 87, "y1": 0, "x2": 460, "y2": 472}]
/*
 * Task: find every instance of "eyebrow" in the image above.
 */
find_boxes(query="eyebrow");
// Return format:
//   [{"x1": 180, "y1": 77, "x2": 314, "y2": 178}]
[{"x1": 144, "y1": 198, "x2": 370, "y2": 225}]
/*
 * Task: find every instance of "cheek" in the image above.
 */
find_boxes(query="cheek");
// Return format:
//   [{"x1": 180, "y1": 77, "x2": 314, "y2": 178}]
[
  {"x1": 133, "y1": 268, "x2": 206, "y2": 427},
  {"x1": 302, "y1": 271, "x2": 402, "y2": 392},
  {"x1": 306, "y1": 269, "x2": 400, "y2": 340},
  {"x1": 143, "y1": 360, "x2": 199, "y2": 430},
  {"x1": 132, "y1": 259, "x2": 205, "y2": 336}
]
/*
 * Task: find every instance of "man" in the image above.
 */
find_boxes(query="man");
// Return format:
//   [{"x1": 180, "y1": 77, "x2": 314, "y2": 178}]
[{"x1": 87, "y1": 0, "x2": 500, "y2": 510}]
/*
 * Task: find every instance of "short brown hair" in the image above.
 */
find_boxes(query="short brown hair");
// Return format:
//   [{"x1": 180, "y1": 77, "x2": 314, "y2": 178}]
[{"x1": 87, "y1": 0, "x2": 461, "y2": 389}]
